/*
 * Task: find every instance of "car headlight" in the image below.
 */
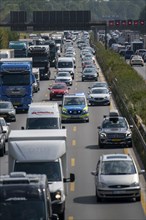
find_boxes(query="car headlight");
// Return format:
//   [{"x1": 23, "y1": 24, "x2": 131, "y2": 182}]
[
  {"x1": 126, "y1": 132, "x2": 132, "y2": 137},
  {"x1": 82, "y1": 107, "x2": 88, "y2": 114},
  {"x1": 130, "y1": 182, "x2": 140, "y2": 187},
  {"x1": 8, "y1": 110, "x2": 15, "y2": 114},
  {"x1": 62, "y1": 108, "x2": 67, "y2": 114},
  {"x1": 55, "y1": 190, "x2": 63, "y2": 201},
  {"x1": 100, "y1": 133, "x2": 106, "y2": 138},
  {"x1": 98, "y1": 182, "x2": 108, "y2": 188}
]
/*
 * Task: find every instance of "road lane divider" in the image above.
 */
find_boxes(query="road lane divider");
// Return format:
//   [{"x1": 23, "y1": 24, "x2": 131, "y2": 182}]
[
  {"x1": 70, "y1": 182, "x2": 75, "y2": 192},
  {"x1": 72, "y1": 139, "x2": 76, "y2": 146},
  {"x1": 71, "y1": 158, "x2": 75, "y2": 167},
  {"x1": 73, "y1": 126, "x2": 77, "y2": 132},
  {"x1": 68, "y1": 216, "x2": 74, "y2": 220}
]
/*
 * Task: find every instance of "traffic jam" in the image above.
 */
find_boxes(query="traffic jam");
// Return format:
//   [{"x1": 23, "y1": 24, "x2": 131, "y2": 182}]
[{"x1": 0, "y1": 29, "x2": 146, "y2": 220}]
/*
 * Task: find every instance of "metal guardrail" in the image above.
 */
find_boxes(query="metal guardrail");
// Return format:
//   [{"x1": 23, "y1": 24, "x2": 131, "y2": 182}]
[{"x1": 111, "y1": 80, "x2": 146, "y2": 159}]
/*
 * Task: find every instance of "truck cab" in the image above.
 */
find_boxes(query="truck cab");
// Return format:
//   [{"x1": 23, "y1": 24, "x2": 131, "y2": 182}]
[{"x1": 0, "y1": 172, "x2": 59, "y2": 220}]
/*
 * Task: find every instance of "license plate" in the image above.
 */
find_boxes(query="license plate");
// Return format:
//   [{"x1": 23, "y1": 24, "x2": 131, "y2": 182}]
[
  {"x1": 113, "y1": 191, "x2": 126, "y2": 194},
  {"x1": 56, "y1": 94, "x2": 62, "y2": 97},
  {"x1": 112, "y1": 139, "x2": 121, "y2": 142},
  {"x1": 13, "y1": 102, "x2": 20, "y2": 105}
]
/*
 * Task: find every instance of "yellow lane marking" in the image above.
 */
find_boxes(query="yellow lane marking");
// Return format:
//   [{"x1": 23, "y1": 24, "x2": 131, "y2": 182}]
[
  {"x1": 70, "y1": 182, "x2": 75, "y2": 192},
  {"x1": 123, "y1": 148, "x2": 129, "y2": 154},
  {"x1": 72, "y1": 139, "x2": 76, "y2": 146},
  {"x1": 141, "y1": 192, "x2": 146, "y2": 215},
  {"x1": 68, "y1": 216, "x2": 74, "y2": 220},
  {"x1": 124, "y1": 148, "x2": 146, "y2": 214},
  {"x1": 71, "y1": 158, "x2": 75, "y2": 167},
  {"x1": 73, "y1": 126, "x2": 77, "y2": 132}
]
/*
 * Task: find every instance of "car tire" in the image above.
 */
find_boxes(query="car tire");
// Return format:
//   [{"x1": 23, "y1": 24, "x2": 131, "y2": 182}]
[
  {"x1": 86, "y1": 118, "x2": 89, "y2": 123},
  {"x1": 96, "y1": 189, "x2": 102, "y2": 202},
  {"x1": 128, "y1": 142, "x2": 133, "y2": 148},
  {"x1": 0, "y1": 146, "x2": 5, "y2": 157},
  {"x1": 82, "y1": 78, "x2": 84, "y2": 82},
  {"x1": 59, "y1": 210, "x2": 65, "y2": 220},
  {"x1": 135, "y1": 195, "x2": 141, "y2": 202},
  {"x1": 98, "y1": 139, "x2": 104, "y2": 148}
]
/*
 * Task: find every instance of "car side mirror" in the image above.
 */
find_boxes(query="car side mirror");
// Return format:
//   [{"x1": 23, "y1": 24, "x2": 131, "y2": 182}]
[
  {"x1": 130, "y1": 125, "x2": 133, "y2": 129},
  {"x1": 21, "y1": 126, "x2": 25, "y2": 130},
  {"x1": 91, "y1": 171, "x2": 97, "y2": 176},
  {"x1": 97, "y1": 126, "x2": 101, "y2": 129}
]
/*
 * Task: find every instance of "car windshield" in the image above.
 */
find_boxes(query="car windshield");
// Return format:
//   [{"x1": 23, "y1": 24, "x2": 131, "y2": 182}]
[
  {"x1": 0, "y1": 198, "x2": 46, "y2": 220},
  {"x1": 0, "y1": 103, "x2": 11, "y2": 109},
  {"x1": 52, "y1": 84, "x2": 66, "y2": 89},
  {"x1": 101, "y1": 160, "x2": 136, "y2": 175},
  {"x1": 64, "y1": 97, "x2": 85, "y2": 105},
  {"x1": 27, "y1": 118, "x2": 60, "y2": 129},
  {"x1": 58, "y1": 73, "x2": 70, "y2": 77},
  {"x1": 14, "y1": 161, "x2": 61, "y2": 182},
  {"x1": 102, "y1": 118, "x2": 128, "y2": 129},
  {"x1": 91, "y1": 88, "x2": 108, "y2": 94},
  {"x1": 92, "y1": 83, "x2": 107, "y2": 88}
]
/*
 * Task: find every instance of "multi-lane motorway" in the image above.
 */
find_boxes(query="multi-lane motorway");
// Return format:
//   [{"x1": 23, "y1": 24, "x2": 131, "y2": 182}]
[{"x1": 0, "y1": 42, "x2": 146, "y2": 220}]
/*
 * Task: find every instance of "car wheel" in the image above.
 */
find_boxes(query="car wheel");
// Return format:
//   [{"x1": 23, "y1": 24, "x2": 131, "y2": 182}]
[
  {"x1": 0, "y1": 146, "x2": 5, "y2": 157},
  {"x1": 86, "y1": 118, "x2": 89, "y2": 123},
  {"x1": 59, "y1": 210, "x2": 65, "y2": 220},
  {"x1": 98, "y1": 139, "x2": 104, "y2": 148},
  {"x1": 135, "y1": 195, "x2": 141, "y2": 202},
  {"x1": 96, "y1": 189, "x2": 102, "y2": 202},
  {"x1": 82, "y1": 78, "x2": 84, "y2": 82},
  {"x1": 128, "y1": 142, "x2": 133, "y2": 148}
]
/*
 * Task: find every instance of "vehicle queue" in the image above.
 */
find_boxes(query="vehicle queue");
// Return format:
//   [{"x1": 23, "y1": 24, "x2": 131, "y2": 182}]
[{"x1": 0, "y1": 30, "x2": 146, "y2": 220}]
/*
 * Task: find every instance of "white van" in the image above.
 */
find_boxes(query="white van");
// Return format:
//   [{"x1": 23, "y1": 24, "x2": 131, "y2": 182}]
[
  {"x1": 24, "y1": 102, "x2": 62, "y2": 129},
  {"x1": 56, "y1": 57, "x2": 76, "y2": 79}
]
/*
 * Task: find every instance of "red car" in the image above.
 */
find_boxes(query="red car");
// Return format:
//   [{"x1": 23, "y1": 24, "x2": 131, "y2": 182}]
[{"x1": 48, "y1": 82, "x2": 70, "y2": 100}]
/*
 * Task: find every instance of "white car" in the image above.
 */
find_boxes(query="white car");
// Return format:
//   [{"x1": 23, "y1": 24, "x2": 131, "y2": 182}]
[
  {"x1": 91, "y1": 153, "x2": 145, "y2": 202},
  {"x1": 130, "y1": 55, "x2": 144, "y2": 66},
  {"x1": 88, "y1": 87, "x2": 111, "y2": 106},
  {"x1": 0, "y1": 117, "x2": 10, "y2": 141},
  {"x1": 55, "y1": 72, "x2": 73, "y2": 86}
]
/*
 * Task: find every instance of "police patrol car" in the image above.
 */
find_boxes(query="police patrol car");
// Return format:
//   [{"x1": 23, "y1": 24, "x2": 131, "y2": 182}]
[{"x1": 61, "y1": 93, "x2": 89, "y2": 122}]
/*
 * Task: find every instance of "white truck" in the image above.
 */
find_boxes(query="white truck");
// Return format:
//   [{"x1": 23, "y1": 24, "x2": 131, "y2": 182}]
[
  {"x1": 8, "y1": 129, "x2": 75, "y2": 220},
  {"x1": 0, "y1": 49, "x2": 14, "y2": 59}
]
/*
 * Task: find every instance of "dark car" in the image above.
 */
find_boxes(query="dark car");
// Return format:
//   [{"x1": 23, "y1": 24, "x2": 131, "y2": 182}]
[
  {"x1": 0, "y1": 123, "x2": 6, "y2": 157},
  {"x1": 48, "y1": 82, "x2": 70, "y2": 100},
  {"x1": 0, "y1": 101, "x2": 16, "y2": 122},
  {"x1": 98, "y1": 111, "x2": 133, "y2": 148},
  {"x1": 82, "y1": 68, "x2": 98, "y2": 81}
]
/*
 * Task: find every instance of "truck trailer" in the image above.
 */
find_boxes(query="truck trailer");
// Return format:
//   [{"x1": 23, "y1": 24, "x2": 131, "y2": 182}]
[
  {"x1": 0, "y1": 58, "x2": 34, "y2": 111},
  {"x1": 8, "y1": 129, "x2": 75, "y2": 220}
]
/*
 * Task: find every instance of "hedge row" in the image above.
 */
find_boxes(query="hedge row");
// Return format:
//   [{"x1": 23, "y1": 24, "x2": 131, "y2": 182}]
[
  {"x1": 93, "y1": 40, "x2": 146, "y2": 125},
  {"x1": 0, "y1": 28, "x2": 19, "y2": 49}
]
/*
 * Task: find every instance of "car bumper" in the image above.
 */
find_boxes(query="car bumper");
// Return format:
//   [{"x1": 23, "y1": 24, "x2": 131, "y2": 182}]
[
  {"x1": 89, "y1": 98, "x2": 110, "y2": 106},
  {"x1": 0, "y1": 114, "x2": 16, "y2": 122},
  {"x1": 99, "y1": 138, "x2": 132, "y2": 147},
  {"x1": 61, "y1": 113, "x2": 89, "y2": 122},
  {"x1": 52, "y1": 200, "x2": 65, "y2": 215},
  {"x1": 97, "y1": 187, "x2": 141, "y2": 199}
]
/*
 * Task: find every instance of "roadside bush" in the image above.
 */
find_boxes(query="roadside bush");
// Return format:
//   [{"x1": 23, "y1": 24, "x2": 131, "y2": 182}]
[
  {"x1": 94, "y1": 41, "x2": 146, "y2": 125},
  {"x1": 0, "y1": 28, "x2": 19, "y2": 49}
]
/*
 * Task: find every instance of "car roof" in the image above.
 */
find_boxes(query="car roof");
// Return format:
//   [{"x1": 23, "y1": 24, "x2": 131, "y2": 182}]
[{"x1": 101, "y1": 154, "x2": 132, "y2": 162}]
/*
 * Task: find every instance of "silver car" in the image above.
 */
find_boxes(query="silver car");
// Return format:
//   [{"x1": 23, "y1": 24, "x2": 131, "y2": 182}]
[{"x1": 91, "y1": 154, "x2": 145, "y2": 202}]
